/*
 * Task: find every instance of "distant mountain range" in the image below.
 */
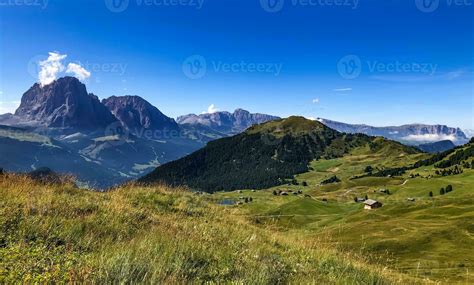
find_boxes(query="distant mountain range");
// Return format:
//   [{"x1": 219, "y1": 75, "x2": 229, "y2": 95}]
[
  {"x1": 0, "y1": 77, "x2": 278, "y2": 188},
  {"x1": 0, "y1": 76, "x2": 469, "y2": 188},
  {"x1": 317, "y1": 118, "x2": 469, "y2": 146},
  {"x1": 177, "y1": 109, "x2": 280, "y2": 136}
]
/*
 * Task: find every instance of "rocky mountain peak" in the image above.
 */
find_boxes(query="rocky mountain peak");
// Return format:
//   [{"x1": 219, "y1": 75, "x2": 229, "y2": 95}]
[
  {"x1": 14, "y1": 77, "x2": 117, "y2": 130},
  {"x1": 102, "y1": 95, "x2": 179, "y2": 133}
]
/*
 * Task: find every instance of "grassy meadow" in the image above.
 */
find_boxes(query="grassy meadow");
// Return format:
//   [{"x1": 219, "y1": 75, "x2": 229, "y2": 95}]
[
  {"x1": 211, "y1": 145, "x2": 473, "y2": 284},
  {"x1": 1, "y1": 142, "x2": 472, "y2": 283},
  {"x1": 0, "y1": 173, "x2": 422, "y2": 284}
]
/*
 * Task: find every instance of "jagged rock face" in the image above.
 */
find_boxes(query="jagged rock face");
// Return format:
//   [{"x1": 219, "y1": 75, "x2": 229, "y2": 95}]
[
  {"x1": 102, "y1": 96, "x2": 179, "y2": 134},
  {"x1": 15, "y1": 77, "x2": 117, "y2": 130},
  {"x1": 177, "y1": 109, "x2": 280, "y2": 135},
  {"x1": 318, "y1": 118, "x2": 469, "y2": 145}
]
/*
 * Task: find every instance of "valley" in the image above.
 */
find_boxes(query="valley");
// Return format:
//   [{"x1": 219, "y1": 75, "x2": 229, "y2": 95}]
[
  {"x1": 209, "y1": 142, "x2": 474, "y2": 283},
  {"x1": 2, "y1": 116, "x2": 472, "y2": 283}
]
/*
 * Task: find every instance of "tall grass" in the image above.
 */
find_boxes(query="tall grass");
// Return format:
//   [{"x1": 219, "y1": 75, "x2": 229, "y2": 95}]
[{"x1": 0, "y1": 174, "x2": 423, "y2": 284}]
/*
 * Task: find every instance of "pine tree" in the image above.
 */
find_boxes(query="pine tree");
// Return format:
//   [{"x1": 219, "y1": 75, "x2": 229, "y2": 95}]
[
  {"x1": 429, "y1": 191, "x2": 433, "y2": 197},
  {"x1": 440, "y1": 188, "x2": 445, "y2": 195}
]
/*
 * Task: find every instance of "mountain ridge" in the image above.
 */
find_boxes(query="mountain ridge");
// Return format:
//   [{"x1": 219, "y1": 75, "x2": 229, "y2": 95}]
[
  {"x1": 318, "y1": 118, "x2": 468, "y2": 145},
  {"x1": 102, "y1": 95, "x2": 179, "y2": 135},
  {"x1": 177, "y1": 109, "x2": 280, "y2": 136}
]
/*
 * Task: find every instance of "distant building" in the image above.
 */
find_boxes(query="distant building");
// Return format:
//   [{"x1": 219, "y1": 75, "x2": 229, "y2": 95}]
[{"x1": 364, "y1": 199, "x2": 382, "y2": 210}]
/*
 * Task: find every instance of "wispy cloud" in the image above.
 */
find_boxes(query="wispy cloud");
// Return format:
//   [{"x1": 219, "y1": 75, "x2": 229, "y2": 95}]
[
  {"x1": 333, "y1": 88, "x2": 352, "y2": 92},
  {"x1": 37, "y1": 52, "x2": 92, "y2": 86},
  {"x1": 39, "y1": 52, "x2": 67, "y2": 86},
  {"x1": 370, "y1": 69, "x2": 471, "y2": 83},
  {"x1": 66, "y1": 63, "x2": 91, "y2": 81},
  {"x1": 402, "y1": 134, "x2": 458, "y2": 143},
  {"x1": 202, "y1": 104, "x2": 219, "y2": 114},
  {"x1": 312, "y1": 98, "x2": 320, "y2": 104}
]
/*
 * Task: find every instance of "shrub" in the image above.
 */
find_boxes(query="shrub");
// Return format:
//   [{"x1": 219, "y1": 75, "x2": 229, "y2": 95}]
[{"x1": 446, "y1": 185, "x2": 453, "y2": 193}]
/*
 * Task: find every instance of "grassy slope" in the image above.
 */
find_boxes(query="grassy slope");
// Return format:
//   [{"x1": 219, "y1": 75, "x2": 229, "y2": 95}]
[
  {"x1": 211, "y1": 143, "x2": 474, "y2": 284},
  {"x1": 0, "y1": 174, "x2": 419, "y2": 284}
]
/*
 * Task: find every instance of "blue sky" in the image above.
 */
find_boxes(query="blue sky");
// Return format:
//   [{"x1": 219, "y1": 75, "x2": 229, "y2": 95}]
[{"x1": 0, "y1": 0, "x2": 472, "y2": 129}]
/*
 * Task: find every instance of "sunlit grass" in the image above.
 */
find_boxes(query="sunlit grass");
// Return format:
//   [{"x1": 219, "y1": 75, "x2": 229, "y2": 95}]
[{"x1": 0, "y1": 174, "x2": 422, "y2": 284}]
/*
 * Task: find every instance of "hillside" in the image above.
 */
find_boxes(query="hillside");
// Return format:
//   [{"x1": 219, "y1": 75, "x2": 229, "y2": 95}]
[
  {"x1": 209, "y1": 140, "x2": 473, "y2": 283},
  {"x1": 0, "y1": 174, "x2": 415, "y2": 284},
  {"x1": 140, "y1": 117, "x2": 419, "y2": 192},
  {"x1": 417, "y1": 140, "x2": 456, "y2": 153}
]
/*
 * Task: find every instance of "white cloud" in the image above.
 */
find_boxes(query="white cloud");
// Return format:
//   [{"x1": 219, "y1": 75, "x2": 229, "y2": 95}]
[
  {"x1": 333, "y1": 88, "x2": 352, "y2": 92},
  {"x1": 0, "y1": 101, "x2": 21, "y2": 115},
  {"x1": 306, "y1": 116, "x2": 316, "y2": 121},
  {"x1": 202, "y1": 104, "x2": 219, "y2": 114},
  {"x1": 463, "y1": 129, "x2": 474, "y2": 138},
  {"x1": 312, "y1": 98, "x2": 320, "y2": 104},
  {"x1": 38, "y1": 52, "x2": 67, "y2": 86},
  {"x1": 402, "y1": 134, "x2": 458, "y2": 143},
  {"x1": 66, "y1": 63, "x2": 91, "y2": 81}
]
